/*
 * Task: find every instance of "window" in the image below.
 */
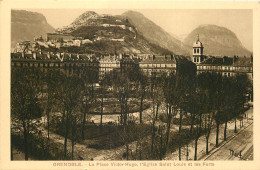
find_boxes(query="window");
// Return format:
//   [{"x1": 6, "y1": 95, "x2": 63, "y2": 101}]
[
  {"x1": 228, "y1": 72, "x2": 231, "y2": 77},
  {"x1": 197, "y1": 48, "x2": 199, "y2": 53},
  {"x1": 194, "y1": 58, "x2": 196, "y2": 62},
  {"x1": 194, "y1": 49, "x2": 196, "y2": 53}
]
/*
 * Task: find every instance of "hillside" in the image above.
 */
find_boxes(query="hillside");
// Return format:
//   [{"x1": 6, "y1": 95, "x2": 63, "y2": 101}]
[
  {"x1": 122, "y1": 10, "x2": 190, "y2": 55},
  {"x1": 57, "y1": 11, "x2": 172, "y2": 55},
  {"x1": 11, "y1": 10, "x2": 55, "y2": 50},
  {"x1": 183, "y1": 24, "x2": 252, "y2": 57}
]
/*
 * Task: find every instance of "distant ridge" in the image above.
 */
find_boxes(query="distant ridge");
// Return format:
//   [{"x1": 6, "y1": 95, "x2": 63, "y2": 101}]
[
  {"x1": 183, "y1": 24, "x2": 252, "y2": 57},
  {"x1": 122, "y1": 10, "x2": 190, "y2": 55},
  {"x1": 11, "y1": 10, "x2": 55, "y2": 49}
]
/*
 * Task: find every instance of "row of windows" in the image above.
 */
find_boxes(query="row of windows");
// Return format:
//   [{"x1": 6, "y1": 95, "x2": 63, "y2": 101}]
[
  {"x1": 12, "y1": 62, "x2": 99, "y2": 68},
  {"x1": 194, "y1": 57, "x2": 201, "y2": 63},
  {"x1": 140, "y1": 64, "x2": 176, "y2": 68},
  {"x1": 197, "y1": 65, "x2": 252, "y2": 72},
  {"x1": 13, "y1": 62, "x2": 61, "y2": 68},
  {"x1": 194, "y1": 48, "x2": 201, "y2": 54}
]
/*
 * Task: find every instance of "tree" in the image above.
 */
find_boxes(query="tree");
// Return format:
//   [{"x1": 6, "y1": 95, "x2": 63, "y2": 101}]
[
  {"x1": 162, "y1": 72, "x2": 176, "y2": 153},
  {"x1": 56, "y1": 73, "x2": 83, "y2": 159},
  {"x1": 112, "y1": 71, "x2": 131, "y2": 125},
  {"x1": 175, "y1": 58, "x2": 196, "y2": 160},
  {"x1": 196, "y1": 72, "x2": 214, "y2": 153},
  {"x1": 136, "y1": 70, "x2": 148, "y2": 124},
  {"x1": 11, "y1": 68, "x2": 43, "y2": 160},
  {"x1": 222, "y1": 76, "x2": 234, "y2": 141},
  {"x1": 42, "y1": 70, "x2": 61, "y2": 152},
  {"x1": 80, "y1": 67, "x2": 97, "y2": 140},
  {"x1": 232, "y1": 74, "x2": 250, "y2": 133}
]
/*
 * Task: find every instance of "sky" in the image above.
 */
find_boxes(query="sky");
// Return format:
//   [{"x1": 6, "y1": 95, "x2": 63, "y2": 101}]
[{"x1": 26, "y1": 9, "x2": 252, "y2": 51}]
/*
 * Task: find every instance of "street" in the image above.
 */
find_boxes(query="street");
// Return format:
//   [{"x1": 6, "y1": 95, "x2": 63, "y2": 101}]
[
  {"x1": 164, "y1": 107, "x2": 253, "y2": 161},
  {"x1": 205, "y1": 122, "x2": 253, "y2": 160}
]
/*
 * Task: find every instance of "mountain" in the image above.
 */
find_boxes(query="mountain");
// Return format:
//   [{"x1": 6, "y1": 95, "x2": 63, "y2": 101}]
[
  {"x1": 122, "y1": 10, "x2": 190, "y2": 55},
  {"x1": 11, "y1": 10, "x2": 55, "y2": 49},
  {"x1": 183, "y1": 24, "x2": 252, "y2": 57},
  {"x1": 56, "y1": 11, "x2": 172, "y2": 55}
]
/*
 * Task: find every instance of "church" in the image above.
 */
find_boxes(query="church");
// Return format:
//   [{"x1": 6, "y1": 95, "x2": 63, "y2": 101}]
[
  {"x1": 191, "y1": 35, "x2": 206, "y2": 64},
  {"x1": 191, "y1": 35, "x2": 253, "y2": 81}
]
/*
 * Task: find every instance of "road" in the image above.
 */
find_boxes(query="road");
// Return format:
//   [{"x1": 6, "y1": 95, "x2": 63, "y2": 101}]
[{"x1": 205, "y1": 122, "x2": 253, "y2": 160}]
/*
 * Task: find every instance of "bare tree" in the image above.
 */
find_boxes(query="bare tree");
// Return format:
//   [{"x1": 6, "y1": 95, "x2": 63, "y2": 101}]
[{"x1": 11, "y1": 68, "x2": 43, "y2": 160}]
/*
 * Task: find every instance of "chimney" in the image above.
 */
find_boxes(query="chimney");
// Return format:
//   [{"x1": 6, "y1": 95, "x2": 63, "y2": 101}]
[
  {"x1": 223, "y1": 56, "x2": 228, "y2": 63},
  {"x1": 233, "y1": 55, "x2": 236, "y2": 64}
]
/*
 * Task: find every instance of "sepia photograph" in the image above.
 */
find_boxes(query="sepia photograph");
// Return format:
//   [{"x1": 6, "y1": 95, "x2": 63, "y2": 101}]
[{"x1": 1, "y1": 0, "x2": 259, "y2": 170}]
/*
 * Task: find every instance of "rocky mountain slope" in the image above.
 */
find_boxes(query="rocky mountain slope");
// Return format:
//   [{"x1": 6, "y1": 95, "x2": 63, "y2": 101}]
[
  {"x1": 122, "y1": 10, "x2": 190, "y2": 55},
  {"x1": 57, "y1": 11, "x2": 172, "y2": 55},
  {"x1": 11, "y1": 10, "x2": 55, "y2": 49},
  {"x1": 183, "y1": 24, "x2": 252, "y2": 57}
]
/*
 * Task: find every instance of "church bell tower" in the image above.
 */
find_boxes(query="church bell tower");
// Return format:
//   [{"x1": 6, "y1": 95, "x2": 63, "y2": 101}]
[{"x1": 192, "y1": 34, "x2": 204, "y2": 64}]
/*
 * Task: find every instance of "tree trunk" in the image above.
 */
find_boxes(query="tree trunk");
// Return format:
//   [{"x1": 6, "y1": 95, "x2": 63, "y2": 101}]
[
  {"x1": 156, "y1": 103, "x2": 159, "y2": 120},
  {"x1": 206, "y1": 135, "x2": 209, "y2": 155},
  {"x1": 126, "y1": 144, "x2": 129, "y2": 160},
  {"x1": 71, "y1": 138, "x2": 74, "y2": 160},
  {"x1": 151, "y1": 100, "x2": 156, "y2": 154},
  {"x1": 124, "y1": 100, "x2": 128, "y2": 125},
  {"x1": 199, "y1": 114, "x2": 202, "y2": 132},
  {"x1": 82, "y1": 99, "x2": 88, "y2": 140},
  {"x1": 100, "y1": 92, "x2": 103, "y2": 126},
  {"x1": 159, "y1": 125, "x2": 163, "y2": 160},
  {"x1": 194, "y1": 137, "x2": 198, "y2": 160},
  {"x1": 91, "y1": 84, "x2": 94, "y2": 100},
  {"x1": 120, "y1": 103, "x2": 123, "y2": 124},
  {"x1": 234, "y1": 118, "x2": 237, "y2": 133},
  {"x1": 216, "y1": 122, "x2": 219, "y2": 147},
  {"x1": 179, "y1": 109, "x2": 183, "y2": 161},
  {"x1": 224, "y1": 121, "x2": 227, "y2": 141},
  {"x1": 64, "y1": 110, "x2": 69, "y2": 159},
  {"x1": 186, "y1": 143, "x2": 189, "y2": 160},
  {"x1": 190, "y1": 113, "x2": 194, "y2": 135},
  {"x1": 140, "y1": 91, "x2": 144, "y2": 124},
  {"x1": 165, "y1": 105, "x2": 172, "y2": 148},
  {"x1": 82, "y1": 111, "x2": 86, "y2": 140},
  {"x1": 22, "y1": 120, "x2": 28, "y2": 160}
]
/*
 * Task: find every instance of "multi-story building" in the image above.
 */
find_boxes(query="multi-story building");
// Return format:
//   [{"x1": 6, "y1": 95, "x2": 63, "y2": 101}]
[
  {"x1": 196, "y1": 56, "x2": 253, "y2": 80},
  {"x1": 139, "y1": 54, "x2": 176, "y2": 77},
  {"x1": 99, "y1": 55, "x2": 121, "y2": 79},
  {"x1": 11, "y1": 52, "x2": 99, "y2": 79}
]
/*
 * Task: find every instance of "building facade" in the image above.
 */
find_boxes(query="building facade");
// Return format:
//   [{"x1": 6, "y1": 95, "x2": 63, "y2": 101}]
[{"x1": 139, "y1": 55, "x2": 176, "y2": 77}]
